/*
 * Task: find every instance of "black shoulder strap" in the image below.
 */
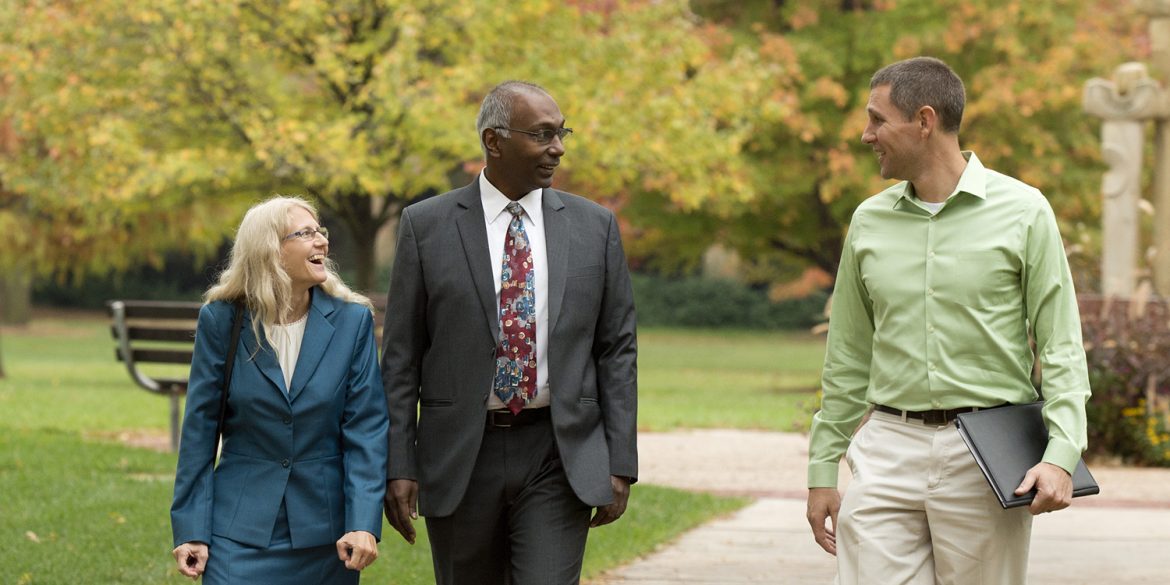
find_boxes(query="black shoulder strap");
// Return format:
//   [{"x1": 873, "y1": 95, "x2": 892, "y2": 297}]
[{"x1": 213, "y1": 300, "x2": 245, "y2": 464}]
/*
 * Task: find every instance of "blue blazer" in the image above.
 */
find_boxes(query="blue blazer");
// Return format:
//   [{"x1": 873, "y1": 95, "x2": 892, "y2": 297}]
[{"x1": 171, "y1": 289, "x2": 389, "y2": 549}]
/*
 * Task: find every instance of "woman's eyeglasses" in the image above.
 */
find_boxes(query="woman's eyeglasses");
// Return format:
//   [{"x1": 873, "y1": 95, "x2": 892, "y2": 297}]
[{"x1": 283, "y1": 226, "x2": 329, "y2": 242}]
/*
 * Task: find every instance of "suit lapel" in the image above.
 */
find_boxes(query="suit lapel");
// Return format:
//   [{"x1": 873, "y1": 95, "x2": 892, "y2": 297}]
[
  {"x1": 244, "y1": 311, "x2": 289, "y2": 402},
  {"x1": 543, "y1": 189, "x2": 568, "y2": 337},
  {"x1": 454, "y1": 183, "x2": 501, "y2": 341},
  {"x1": 288, "y1": 288, "x2": 335, "y2": 403}
]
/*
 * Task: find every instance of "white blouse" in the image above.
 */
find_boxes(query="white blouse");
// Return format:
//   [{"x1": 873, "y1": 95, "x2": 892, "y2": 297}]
[{"x1": 263, "y1": 313, "x2": 308, "y2": 392}]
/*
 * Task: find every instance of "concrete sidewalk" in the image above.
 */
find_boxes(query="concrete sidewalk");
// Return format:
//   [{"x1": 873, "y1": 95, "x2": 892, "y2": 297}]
[{"x1": 591, "y1": 430, "x2": 1170, "y2": 584}]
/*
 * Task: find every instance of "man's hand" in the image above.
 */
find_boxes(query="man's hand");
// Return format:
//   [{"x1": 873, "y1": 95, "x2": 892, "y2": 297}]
[
  {"x1": 336, "y1": 530, "x2": 378, "y2": 571},
  {"x1": 1015, "y1": 461, "x2": 1073, "y2": 515},
  {"x1": 384, "y1": 479, "x2": 419, "y2": 544},
  {"x1": 806, "y1": 487, "x2": 841, "y2": 556},
  {"x1": 590, "y1": 475, "x2": 631, "y2": 528},
  {"x1": 172, "y1": 541, "x2": 209, "y2": 580}
]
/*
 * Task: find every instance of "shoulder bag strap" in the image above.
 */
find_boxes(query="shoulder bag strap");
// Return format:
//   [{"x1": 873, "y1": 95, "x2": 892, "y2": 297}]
[{"x1": 213, "y1": 300, "x2": 245, "y2": 464}]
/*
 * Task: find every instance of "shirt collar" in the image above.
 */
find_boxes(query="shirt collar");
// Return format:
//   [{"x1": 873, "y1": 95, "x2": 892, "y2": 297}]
[
  {"x1": 892, "y1": 151, "x2": 987, "y2": 210},
  {"x1": 952, "y1": 151, "x2": 987, "y2": 200},
  {"x1": 479, "y1": 171, "x2": 544, "y2": 225}
]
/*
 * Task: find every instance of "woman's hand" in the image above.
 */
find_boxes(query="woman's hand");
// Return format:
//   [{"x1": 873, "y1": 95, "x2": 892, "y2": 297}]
[
  {"x1": 336, "y1": 530, "x2": 378, "y2": 571},
  {"x1": 172, "y1": 542, "x2": 209, "y2": 580}
]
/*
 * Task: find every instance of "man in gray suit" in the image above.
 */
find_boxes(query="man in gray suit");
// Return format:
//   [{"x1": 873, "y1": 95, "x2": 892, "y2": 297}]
[{"x1": 381, "y1": 80, "x2": 638, "y2": 584}]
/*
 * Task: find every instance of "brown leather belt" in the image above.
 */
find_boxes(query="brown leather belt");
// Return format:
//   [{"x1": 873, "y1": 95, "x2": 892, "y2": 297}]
[
  {"x1": 486, "y1": 407, "x2": 550, "y2": 429},
  {"x1": 872, "y1": 404, "x2": 980, "y2": 426}
]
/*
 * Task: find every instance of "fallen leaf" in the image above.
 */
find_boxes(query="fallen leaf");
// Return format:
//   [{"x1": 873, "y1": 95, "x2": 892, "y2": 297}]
[{"x1": 25, "y1": 531, "x2": 40, "y2": 543}]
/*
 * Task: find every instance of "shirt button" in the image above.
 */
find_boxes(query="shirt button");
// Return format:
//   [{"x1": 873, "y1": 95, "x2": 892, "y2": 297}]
[
  {"x1": 281, "y1": 459, "x2": 290, "y2": 468},
  {"x1": 932, "y1": 400, "x2": 941, "y2": 408},
  {"x1": 927, "y1": 288, "x2": 935, "y2": 296},
  {"x1": 929, "y1": 251, "x2": 936, "y2": 258},
  {"x1": 928, "y1": 325, "x2": 935, "y2": 333},
  {"x1": 282, "y1": 417, "x2": 292, "y2": 425}
]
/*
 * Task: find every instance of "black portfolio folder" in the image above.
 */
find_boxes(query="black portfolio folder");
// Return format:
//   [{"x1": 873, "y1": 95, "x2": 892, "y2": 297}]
[{"x1": 955, "y1": 402, "x2": 1100, "y2": 509}]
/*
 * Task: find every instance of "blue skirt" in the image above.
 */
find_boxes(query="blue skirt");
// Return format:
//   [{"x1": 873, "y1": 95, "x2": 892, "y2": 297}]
[{"x1": 202, "y1": 501, "x2": 359, "y2": 585}]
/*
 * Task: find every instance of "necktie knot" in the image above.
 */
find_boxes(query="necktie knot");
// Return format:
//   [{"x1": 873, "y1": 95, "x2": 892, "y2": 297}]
[{"x1": 506, "y1": 201, "x2": 524, "y2": 218}]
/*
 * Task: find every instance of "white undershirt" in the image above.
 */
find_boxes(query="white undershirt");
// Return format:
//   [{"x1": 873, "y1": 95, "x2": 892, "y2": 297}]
[
  {"x1": 479, "y1": 171, "x2": 550, "y2": 410},
  {"x1": 263, "y1": 313, "x2": 308, "y2": 392},
  {"x1": 918, "y1": 199, "x2": 946, "y2": 215}
]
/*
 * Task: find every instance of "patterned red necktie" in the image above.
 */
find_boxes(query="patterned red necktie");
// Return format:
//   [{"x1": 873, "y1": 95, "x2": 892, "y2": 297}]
[{"x1": 493, "y1": 201, "x2": 537, "y2": 414}]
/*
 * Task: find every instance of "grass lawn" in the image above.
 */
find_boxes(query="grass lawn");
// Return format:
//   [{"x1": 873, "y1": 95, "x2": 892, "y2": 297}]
[
  {"x1": 638, "y1": 327, "x2": 824, "y2": 432},
  {"x1": 2, "y1": 314, "x2": 804, "y2": 584}
]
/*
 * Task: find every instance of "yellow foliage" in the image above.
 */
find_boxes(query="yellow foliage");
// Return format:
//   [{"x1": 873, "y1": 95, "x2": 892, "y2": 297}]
[
  {"x1": 0, "y1": 0, "x2": 1145, "y2": 285},
  {"x1": 810, "y1": 77, "x2": 849, "y2": 109},
  {"x1": 789, "y1": 6, "x2": 820, "y2": 30}
]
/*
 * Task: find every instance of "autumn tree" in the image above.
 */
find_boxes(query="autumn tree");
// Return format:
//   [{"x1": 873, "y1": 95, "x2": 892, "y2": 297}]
[
  {"x1": 2, "y1": 0, "x2": 769, "y2": 292},
  {"x1": 642, "y1": 0, "x2": 1146, "y2": 285},
  {"x1": 0, "y1": 2, "x2": 245, "y2": 286}
]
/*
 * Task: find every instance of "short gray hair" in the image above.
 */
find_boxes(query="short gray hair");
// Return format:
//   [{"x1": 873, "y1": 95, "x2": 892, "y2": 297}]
[
  {"x1": 476, "y1": 80, "x2": 549, "y2": 158},
  {"x1": 871, "y1": 56, "x2": 965, "y2": 134}
]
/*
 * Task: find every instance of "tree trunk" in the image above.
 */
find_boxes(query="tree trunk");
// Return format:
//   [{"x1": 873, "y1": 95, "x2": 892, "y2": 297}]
[
  {"x1": 0, "y1": 272, "x2": 23, "y2": 379},
  {"x1": 314, "y1": 190, "x2": 429, "y2": 293},
  {"x1": 311, "y1": 192, "x2": 380, "y2": 292},
  {"x1": 0, "y1": 270, "x2": 32, "y2": 325},
  {"x1": 353, "y1": 211, "x2": 401, "y2": 294},
  {"x1": 352, "y1": 221, "x2": 379, "y2": 293},
  {"x1": 340, "y1": 193, "x2": 385, "y2": 293}
]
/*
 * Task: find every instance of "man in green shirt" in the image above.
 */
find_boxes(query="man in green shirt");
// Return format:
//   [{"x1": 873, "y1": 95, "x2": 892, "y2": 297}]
[{"x1": 805, "y1": 57, "x2": 1091, "y2": 584}]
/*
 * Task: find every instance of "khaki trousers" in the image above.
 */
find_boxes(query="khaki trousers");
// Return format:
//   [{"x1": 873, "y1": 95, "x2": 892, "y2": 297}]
[{"x1": 836, "y1": 409, "x2": 1032, "y2": 585}]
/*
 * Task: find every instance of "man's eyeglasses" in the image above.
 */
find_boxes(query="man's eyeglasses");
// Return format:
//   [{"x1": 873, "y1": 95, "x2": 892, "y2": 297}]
[
  {"x1": 494, "y1": 127, "x2": 573, "y2": 144},
  {"x1": 283, "y1": 226, "x2": 330, "y2": 242}
]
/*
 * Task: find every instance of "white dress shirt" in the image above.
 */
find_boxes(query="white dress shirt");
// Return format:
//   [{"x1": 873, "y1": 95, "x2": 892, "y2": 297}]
[{"x1": 479, "y1": 171, "x2": 550, "y2": 410}]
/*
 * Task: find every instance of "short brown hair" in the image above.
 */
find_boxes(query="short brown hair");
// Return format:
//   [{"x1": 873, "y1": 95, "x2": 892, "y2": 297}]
[{"x1": 871, "y1": 57, "x2": 965, "y2": 134}]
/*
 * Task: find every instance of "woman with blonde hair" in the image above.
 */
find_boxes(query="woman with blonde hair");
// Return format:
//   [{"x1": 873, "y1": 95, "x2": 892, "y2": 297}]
[{"x1": 171, "y1": 196, "x2": 388, "y2": 584}]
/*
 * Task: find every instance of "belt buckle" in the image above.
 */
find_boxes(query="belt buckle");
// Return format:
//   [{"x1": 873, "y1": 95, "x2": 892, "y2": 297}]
[
  {"x1": 490, "y1": 410, "x2": 512, "y2": 428},
  {"x1": 922, "y1": 410, "x2": 948, "y2": 426}
]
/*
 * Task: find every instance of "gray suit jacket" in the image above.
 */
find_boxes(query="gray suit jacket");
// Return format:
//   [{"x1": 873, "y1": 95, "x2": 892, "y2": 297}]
[{"x1": 381, "y1": 181, "x2": 638, "y2": 517}]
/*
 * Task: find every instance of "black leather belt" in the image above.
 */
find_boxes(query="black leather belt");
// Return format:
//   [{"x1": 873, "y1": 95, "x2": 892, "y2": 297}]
[
  {"x1": 486, "y1": 407, "x2": 550, "y2": 429},
  {"x1": 873, "y1": 404, "x2": 980, "y2": 426}
]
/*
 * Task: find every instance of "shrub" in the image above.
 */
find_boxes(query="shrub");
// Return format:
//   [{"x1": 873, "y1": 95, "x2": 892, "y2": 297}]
[
  {"x1": 34, "y1": 249, "x2": 226, "y2": 309},
  {"x1": 1078, "y1": 295, "x2": 1170, "y2": 466},
  {"x1": 631, "y1": 273, "x2": 827, "y2": 330}
]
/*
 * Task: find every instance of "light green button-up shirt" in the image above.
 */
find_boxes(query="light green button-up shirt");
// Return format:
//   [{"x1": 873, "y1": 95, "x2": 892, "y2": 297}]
[{"x1": 807, "y1": 152, "x2": 1091, "y2": 488}]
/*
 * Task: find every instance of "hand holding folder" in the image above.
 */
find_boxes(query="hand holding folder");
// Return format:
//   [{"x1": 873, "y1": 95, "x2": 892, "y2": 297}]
[{"x1": 955, "y1": 402, "x2": 1099, "y2": 509}]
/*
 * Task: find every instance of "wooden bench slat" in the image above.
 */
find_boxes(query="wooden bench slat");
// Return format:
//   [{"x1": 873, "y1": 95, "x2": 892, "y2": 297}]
[
  {"x1": 108, "y1": 301, "x2": 202, "y2": 320},
  {"x1": 109, "y1": 325, "x2": 196, "y2": 342},
  {"x1": 115, "y1": 347, "x2": 194, "y2": 364}
]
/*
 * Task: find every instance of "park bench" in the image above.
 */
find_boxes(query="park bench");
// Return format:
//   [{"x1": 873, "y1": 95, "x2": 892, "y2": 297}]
[
  {"x1": 108, "y1": 295, "x2": 388, "y2": 451},
  {"x1": 107, "y1": 300, "x2": 201, "y2": 451}
]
